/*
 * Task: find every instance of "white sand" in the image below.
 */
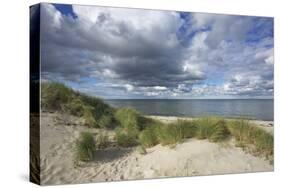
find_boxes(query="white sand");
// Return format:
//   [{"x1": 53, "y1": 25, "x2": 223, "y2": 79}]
[{"x1": 40, "y1": 112, "x2": 273, "y2": 185}]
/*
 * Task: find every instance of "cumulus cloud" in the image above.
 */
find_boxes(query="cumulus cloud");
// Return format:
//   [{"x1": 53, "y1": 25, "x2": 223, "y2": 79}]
[{"x1": 40, "y1": 3, "x2": 273, "y2": 99}]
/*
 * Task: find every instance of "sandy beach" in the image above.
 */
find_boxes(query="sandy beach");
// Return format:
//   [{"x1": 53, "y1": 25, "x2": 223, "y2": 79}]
[
  {"x1": 148, "y1": 116, "x2": 274, "y2": 134},
  {"x1": 40, "y1": 112, "x2": 273, "y2": 185}
]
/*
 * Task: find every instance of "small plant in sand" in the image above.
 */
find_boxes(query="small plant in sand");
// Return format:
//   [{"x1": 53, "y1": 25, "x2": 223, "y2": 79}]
[
  {"x1": 75, "y1": 132, "x2": 96, "y2": 161},
  {"x1": 137, "y1": 145, "x2": 147, "y2": 155}
]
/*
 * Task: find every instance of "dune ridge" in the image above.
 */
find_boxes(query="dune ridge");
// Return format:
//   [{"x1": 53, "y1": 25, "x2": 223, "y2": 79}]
[{"x1": 40, "y1": 112, "x2": 273, "y2": 185}]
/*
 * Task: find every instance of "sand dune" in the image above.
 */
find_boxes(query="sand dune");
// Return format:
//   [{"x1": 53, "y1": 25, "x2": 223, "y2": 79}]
[{"x1": 40, "y1": 112, "x2": 273, "y2": 185}]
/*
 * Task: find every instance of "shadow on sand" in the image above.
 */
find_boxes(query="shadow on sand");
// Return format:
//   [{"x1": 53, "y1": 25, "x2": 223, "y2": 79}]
[{"x1": 94, "y1": 147, "x2": 133, "y2": 162}]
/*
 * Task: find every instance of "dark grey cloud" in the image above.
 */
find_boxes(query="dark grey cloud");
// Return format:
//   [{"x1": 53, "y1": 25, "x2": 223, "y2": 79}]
[
  {"x1": 40, "y1": 3, "x2": 273, "y2": 99},
  {"x1": 40, "y1": 4, "x2": 205, "y2": 90}
]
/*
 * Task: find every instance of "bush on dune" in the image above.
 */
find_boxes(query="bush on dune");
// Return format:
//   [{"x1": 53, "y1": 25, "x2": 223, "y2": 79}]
[
  {"x1": 136, "y1": 116, "x2": 156, "y2": 131},
  {"x1": 42, "y1": 82, "x2": 116, "y2": 129},
  {"x1": 195, "y1": 117, "x2": 216, "y2": 139},
  {"x1": 98, "y1": 114, "x2": 116, "y2": 129},
  {"x1": 79, "y1": 93, "x2": 114, "y2": 120},
  {"x1": 114, "y1": 108, "x2": 141, "y2": 147},
  {"x1": 75, "y1": 132, "x2": 96, "y2": 161},
  {"x1": 41, "y1": 82, "x2": 74, "y2": 111},
  {"x1": 62, "y1": 98, "x2": 85, "y2": 117},
  {"x1": 115, "y1": 127, "x2": 138, "y2": 147},
  {"x1": 194, "y1": 117, "x2": 229, "y2": 142},
  {"x1": 139, "y1": 126, "x2": 158, "y2": 148},
  {"x1": 209, "y1": 120, "x2": 230, "y2": 142},
  {"x1": 83, "y1": 106, "x2": 98, "y2": 128},
  {"x1": 155, "y1": 124, "x2": 182, "y2": 145},
  {"x1": 175, "y1": 120, "x2": 198, "y2": 139},
  {"x1": 115, "y1": 108, "x2": 139, "y2": 130},
  {"x1": 227, "y1": 120, "x2": 273, "y2": 158}
]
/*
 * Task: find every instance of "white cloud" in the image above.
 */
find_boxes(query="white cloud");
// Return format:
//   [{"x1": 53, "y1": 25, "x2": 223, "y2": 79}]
[
  {"x1": 153, "y1": 86, "x2": 167, "y2": 91},
  {"x1": 265, "y1": 56, "x2": 274, "y2": 65},
  {"x1": 191, "y1": 13, "x2": 253, "y2": 48},
  {"x1": 124, "y1": 84, "x2": 134, "y2": 92},
  {"x1": 40, "y1": 4, "x2": 273, "y2": 99}
]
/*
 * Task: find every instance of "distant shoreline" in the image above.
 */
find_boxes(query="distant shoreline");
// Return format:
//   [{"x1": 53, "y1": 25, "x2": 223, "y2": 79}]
[
  {"x1": 148, "y1": 115, "x2": 274, "y2": 135},
  {"x1": 145, "y1": 114, "x2": 273, "y2": 122},
  {"x1": 105, "y1": 99, "x2": 273, "y2": 122}
]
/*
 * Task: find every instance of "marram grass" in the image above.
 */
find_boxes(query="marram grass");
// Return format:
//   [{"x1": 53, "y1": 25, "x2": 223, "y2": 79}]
[
  {"x1": 75, "y1": 132, "x2": 96, "y2": 161},
  {"x1": 43, "y1": 82, "x2": 273, "y2": 162},
  {"x1": 227, "y1": 120, "x2": 273, "y2": 159}
]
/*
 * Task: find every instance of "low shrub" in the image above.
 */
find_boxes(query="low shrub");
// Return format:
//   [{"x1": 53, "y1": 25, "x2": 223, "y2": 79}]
[
  {"x1": 75, "y1": 132, "x2": 95, "y2": 161},
  {"x1": 137, "y1": 116, "x2": 157, "y2": 131},
  {"x1": 115, "y1": 108, "x2": 139, "y2": 130},
  {"x1": 41, "y1": 82, "x2": 74, "y2": 111},
  {"x1": 115, "y1": 127, "x2": 138, "y2": 147},
  {"x1": 80, "y1": 93, "x2": 114, "y2": 120},
  {"x1": 155, "y1": 124, "x2": 181, "y2": 145},
  {"x1": 98, "y1": 114, "x2": 115, "y2": 129},
  {"x1": 62, "y1": 98, "x2": 85, "y2": 117},
  {"x1": 139, "y1": 127, "x2": 158, "y2": 148}
]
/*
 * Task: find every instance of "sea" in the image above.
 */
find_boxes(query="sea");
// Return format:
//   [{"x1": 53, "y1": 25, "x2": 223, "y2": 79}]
[{"x1": 106, "y1": 99, "x2": 273, "y2": 121}]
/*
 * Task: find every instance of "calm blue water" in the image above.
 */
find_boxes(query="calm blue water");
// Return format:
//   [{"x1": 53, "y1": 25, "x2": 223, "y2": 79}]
[{"x1": 106, "y1": 99, "x2": 273, "y2": 121}]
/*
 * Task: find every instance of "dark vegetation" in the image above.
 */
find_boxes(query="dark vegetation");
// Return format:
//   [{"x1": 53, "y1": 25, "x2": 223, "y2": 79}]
[
  {"x1": 42, "y1": 82, "x2": 115, "y2": 129},
  {"x1": 42, "y1": 82, "x2": 273, "y2": 162}
]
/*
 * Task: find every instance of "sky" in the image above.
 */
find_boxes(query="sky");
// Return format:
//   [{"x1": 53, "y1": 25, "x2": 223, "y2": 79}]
[{"x1": 39, "y1": 3, "x2": 274, "y2": 99}]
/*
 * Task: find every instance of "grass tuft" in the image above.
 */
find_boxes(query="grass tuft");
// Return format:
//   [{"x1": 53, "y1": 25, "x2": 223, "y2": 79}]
[
  {"x1": 96, "y1": 131, "x2": 109, "y2": 149},
  {"x1": 139, "y1": 126, "x2": 158, "y2": 148},
  {"x1": 75, "y1": 132, "x2": 96, "y2": 161},
  {"x1": 115, "y1": 108, "x2": 139, "y2": 130},
  {"x1": 227, "y1": 120, "x2": 273, "y2": 158},
  {"x1": 83, "y1": 106, "x2": 98, "y2": 128},
  {"x1": 115, "y1": 127, "x2": 139, "y2": 147},
  {"x1": 194, "y1": 117, "x2": 230, "y2": 142},
  {"x1": 210, "y1": 120, "x2": 230, "y2": 142},
  {"x1": 41, "y1": 82, "x2": 74, "y2": 111},
  {"x1": 98, "y1": 114, "x2": 115, "y2": 129}
]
